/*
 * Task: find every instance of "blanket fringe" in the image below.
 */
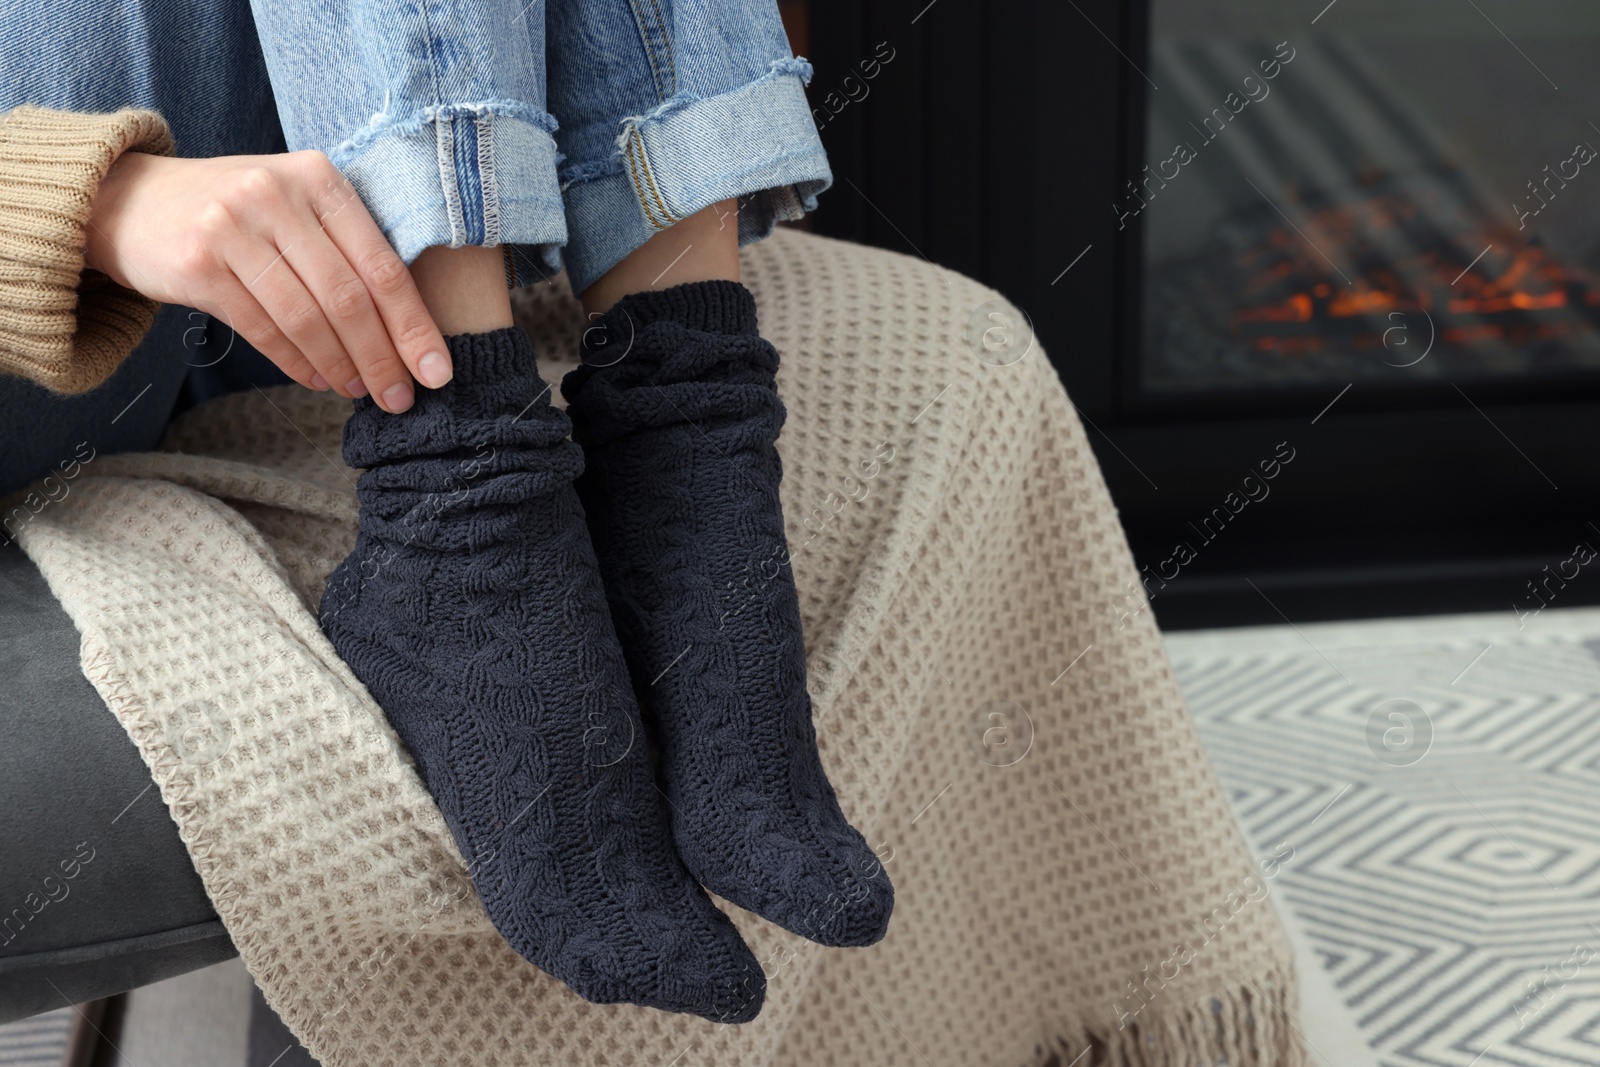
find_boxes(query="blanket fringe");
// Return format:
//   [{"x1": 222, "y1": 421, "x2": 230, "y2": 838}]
[{"x1": 1031, "y1": 968, "x2": 1309, "y2": 1067}]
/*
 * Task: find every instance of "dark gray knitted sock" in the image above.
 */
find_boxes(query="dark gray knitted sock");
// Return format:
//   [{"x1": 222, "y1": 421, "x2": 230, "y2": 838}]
[
  {"x1": 563, "y1": 282, "x2": 894, "y2": 947},
  {"x1": 319, "y1": 326, "x2": 765, "y2": 1022}
]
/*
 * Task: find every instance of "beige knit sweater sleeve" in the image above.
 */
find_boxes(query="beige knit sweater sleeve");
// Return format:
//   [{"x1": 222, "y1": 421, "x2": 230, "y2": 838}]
[{"x1": 0, "y1": 105, "x2": 175, "y2": 394}]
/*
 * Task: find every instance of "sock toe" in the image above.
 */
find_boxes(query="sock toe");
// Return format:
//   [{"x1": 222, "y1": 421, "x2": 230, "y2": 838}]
[
  {"x1": 564, "y1": 282, "x2": 896, "y2": 950},
  {"x1": 321, "y1": 325, "x2": 767, "y2": 1021},
  {"x1": 680, "y1": 804, "x2": 894, "y2": 948},
  {"x1": 577, "y1": 913, "x2": 767, "y2": 1023}
]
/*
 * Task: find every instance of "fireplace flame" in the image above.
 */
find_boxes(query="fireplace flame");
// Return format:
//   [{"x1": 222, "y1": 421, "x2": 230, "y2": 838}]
[{"x1": 1227, "y1": 197, "x2": 1600, "y2": 355}]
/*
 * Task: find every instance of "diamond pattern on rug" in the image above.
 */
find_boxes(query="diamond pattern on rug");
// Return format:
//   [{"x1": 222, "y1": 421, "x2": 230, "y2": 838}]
[
  {"x1": 0, "y1": 1006, "x2": 72, "y2": 1066},
  {"x1": 1170, "y1": 612, "x2": 1600, "y2": 1067}
]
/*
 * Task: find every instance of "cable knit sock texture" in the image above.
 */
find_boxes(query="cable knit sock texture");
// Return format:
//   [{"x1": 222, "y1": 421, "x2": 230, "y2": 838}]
[
  {"x1": 318, "y1": 326, "x2": 766, "y2": 1022},
  {"x1": 563, "y1": 281, "x2": 894, "y2": 947}
]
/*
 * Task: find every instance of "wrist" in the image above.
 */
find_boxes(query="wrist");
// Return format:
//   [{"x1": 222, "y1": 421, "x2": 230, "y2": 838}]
[{"x1": 83, "y1": 151, "x2": 149, "y2": 282}]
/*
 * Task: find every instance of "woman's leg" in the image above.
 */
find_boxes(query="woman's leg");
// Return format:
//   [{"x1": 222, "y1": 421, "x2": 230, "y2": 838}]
[
  {"x1": 390, "y1": 244, "x2": 512, "y2": 408},
  {"x1": 579, "y1": 198, "x2": 741, "y2": 317},
  {"x1": 551, "y1": 2, "x2": 894, "y2": 947},
  {"x1": 545, "y1": 0, "x2": 829, "y2": 298},
  {"x1": 410, "y1": 245, "x2": 513, "y2": 334},
  {"x1": 244, "y1": 0, "x2": 765, "y2": 1022},
  {"x1": 0, "y1": 0, "x2": 285, "y2": 497}
]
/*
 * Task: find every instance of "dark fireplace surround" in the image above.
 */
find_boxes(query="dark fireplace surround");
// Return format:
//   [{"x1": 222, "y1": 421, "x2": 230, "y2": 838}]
[{"x1": 805, "y1": 0, "x2": 1600, "y2": 628}]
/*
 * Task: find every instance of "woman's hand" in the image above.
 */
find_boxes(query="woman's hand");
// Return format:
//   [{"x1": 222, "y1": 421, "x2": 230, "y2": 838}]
[{"x1": 85, "y1": 150, "x2": 451, "y2": 413}]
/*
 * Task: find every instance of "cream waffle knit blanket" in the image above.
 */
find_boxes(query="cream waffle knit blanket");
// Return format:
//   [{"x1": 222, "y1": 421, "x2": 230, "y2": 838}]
[{"x1": 17, "y1": 229, "x2": 1306, "y2": 1066}]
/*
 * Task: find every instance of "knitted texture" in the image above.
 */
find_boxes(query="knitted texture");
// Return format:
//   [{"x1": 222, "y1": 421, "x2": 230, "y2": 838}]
[
  {"x1": 16, "y1": 229, "x2": 1305, "y2": 1067},
  {"x1": 563, "y1": 281, "x2": 893, "y2": 946},
  {"x1": 318, "y1": 326, "x2": 765, "y2": 1022},
  {"x1": 0, "y1": 106, "x2": 173, "y2": 393}
]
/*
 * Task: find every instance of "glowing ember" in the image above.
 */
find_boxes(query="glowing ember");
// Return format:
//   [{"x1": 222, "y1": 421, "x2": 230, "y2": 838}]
[{"x1": 1229, "y1": 194, "x2": 1600, "y2": 356}]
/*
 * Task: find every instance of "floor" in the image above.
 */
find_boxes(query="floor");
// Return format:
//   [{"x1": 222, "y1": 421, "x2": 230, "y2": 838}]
[
  {"x1": 0, "y1": 1007, "x2": 73, "y2": 1067},
  {"x1": 1169, "y1": 603, "x2": 1600, "y2": 1067}
]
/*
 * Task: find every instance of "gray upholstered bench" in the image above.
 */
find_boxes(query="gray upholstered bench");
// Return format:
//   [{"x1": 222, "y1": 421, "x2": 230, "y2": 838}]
[{"x1": 0, "y1": 543, "x2": 236, "y2": 1022}]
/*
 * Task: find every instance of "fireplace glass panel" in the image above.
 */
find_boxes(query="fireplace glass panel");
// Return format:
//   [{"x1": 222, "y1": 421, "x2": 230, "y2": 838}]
[{"x1": 1139, "y1": 2, "x2": 1600, "y2": 393}]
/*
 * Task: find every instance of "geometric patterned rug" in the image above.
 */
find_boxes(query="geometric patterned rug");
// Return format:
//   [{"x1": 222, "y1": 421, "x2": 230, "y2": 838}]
[
  {"x1": 1169, "y1": 604, "x2": 1600, "y2": 1067},
  {"x1": 0, "y1": 1006, "x2": 71, "y2": 1067}
]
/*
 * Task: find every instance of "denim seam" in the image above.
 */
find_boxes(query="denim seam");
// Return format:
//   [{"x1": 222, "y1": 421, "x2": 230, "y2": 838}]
[
  {"x1": 625, "y1": 0, "x2": 674, "y2": 100},
  {"x1": 590, "y1": 58, "x2": 816, "y2": 226},
  {"x1": 327, "y1": 100, "x2": 560, "y2": 169},
  {"x1": 620, "y1": 138, "x2": 652, "y2": 227},
  {"x1": 644, "y1": 0, "x2": 677, "y2": 86},
  {"x1": 572, "y1": 146, "x2": 829, "y2": 248},
  {"x1": 419, "y1": 0, "x2": 445, "y2": 126},
  {"x1": 454, "y1": 113, "x2": 486, "y2": 244},
  {"x1": 623, "y1": 133, "x2": 668, "y2": 228},
  {"x1": 630, "y1": 129, "x2": 678, "y2": 226},
  {"x1": 561, "y1": 142, "x2": 828, "y2": 261},
  {"x1": 434, "y1": 114, "x2": 467, "y2": 246},
  {"x1": 557, "y1": 61, "x2": 815, "y2": 193},
  {"x1": 477, "y1": 115, "x2": 501, "y2": 246}
]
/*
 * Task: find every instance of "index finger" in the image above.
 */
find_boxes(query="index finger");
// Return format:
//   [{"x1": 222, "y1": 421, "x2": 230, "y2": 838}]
[{"x1": 312, "y1": 171, "x2": 453, "y2": 391}]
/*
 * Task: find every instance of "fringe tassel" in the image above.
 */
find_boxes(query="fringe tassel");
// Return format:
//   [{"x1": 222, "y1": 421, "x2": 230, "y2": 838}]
[{"x1": 1030, "y1": 967, "x2": 1309, "y2": 1067}]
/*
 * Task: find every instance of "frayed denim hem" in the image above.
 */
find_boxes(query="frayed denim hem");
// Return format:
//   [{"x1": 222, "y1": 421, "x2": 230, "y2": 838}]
[
  {"x1": 554, "y1": 58, "x2": 814, "y2": 191},
  {"x1": 335, "y1": 103, "x2": 568, "y2": 272},
  {"x1": 328, "y1": 98, "x2": 559, "y2": 168},
  {"x1": 557, "y1": 61, "x2": 831, "y2": 295},
  {"x1": 607, "y1": 57, "x2": 814, "y2": 152}
]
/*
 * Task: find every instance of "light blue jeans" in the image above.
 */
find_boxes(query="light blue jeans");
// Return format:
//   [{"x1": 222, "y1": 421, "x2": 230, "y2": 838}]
[
  {"x1": 249, "y1": 0, "x2": 829, "y2": 293},
  {"x1": 0, "y1": 0, "x2": 829, "y2": 497}
]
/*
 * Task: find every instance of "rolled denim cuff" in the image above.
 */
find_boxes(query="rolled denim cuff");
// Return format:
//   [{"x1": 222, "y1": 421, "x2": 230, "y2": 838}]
[
  {"x1": 558, "y1": 60, "x2": 832, "y2": 296},
  {"x1": 330, "y1": 101, "x2": 568, "y2": 278}
]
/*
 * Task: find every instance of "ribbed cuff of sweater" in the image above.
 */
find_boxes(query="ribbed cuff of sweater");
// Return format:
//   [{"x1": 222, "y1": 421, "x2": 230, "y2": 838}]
[{"x1": 0, "y1": 106, "x2": 176, "y2": 394}]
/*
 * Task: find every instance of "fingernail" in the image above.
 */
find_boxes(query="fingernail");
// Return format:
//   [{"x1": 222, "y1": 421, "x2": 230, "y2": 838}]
[
  {"x1": 345, "y1": 376, "x2": 370, "y2": 399},
  {"x1": 382, "y1": 381, "x2": 413, "y2": 413},
  {"x1": 310, "y1": 373, "x2": 329, "y2": 390},
  {"x1": 417, "y1": 351, "x2": 453, "y2": 389}
]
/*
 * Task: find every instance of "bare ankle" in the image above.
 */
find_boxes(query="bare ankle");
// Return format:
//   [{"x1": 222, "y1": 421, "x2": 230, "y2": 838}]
[
  {"x1": 411, "y1": 244, "x2": 514, "y2": 335},
  {"x1": 580, "y1": 199, "x2": 741, "y2": 317}
]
